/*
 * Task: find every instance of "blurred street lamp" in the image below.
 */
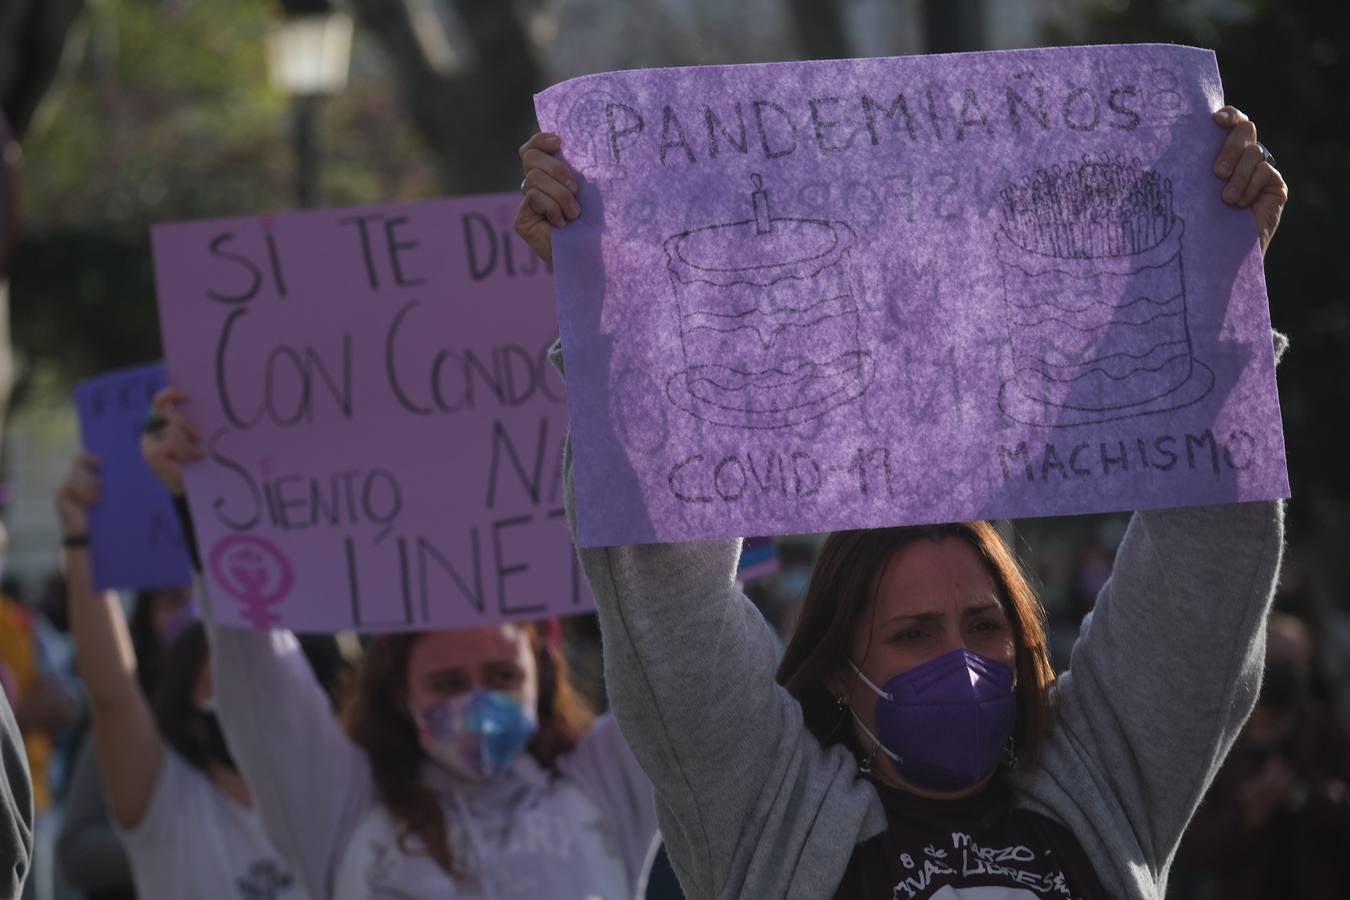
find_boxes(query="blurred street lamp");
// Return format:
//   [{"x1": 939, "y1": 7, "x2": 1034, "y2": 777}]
[
  {"x1": 267, "y1": 8, "x2": 353, "y2": 208},
  {"x1": 923, "y1": 0, "x2": 985, "y2": 53}
]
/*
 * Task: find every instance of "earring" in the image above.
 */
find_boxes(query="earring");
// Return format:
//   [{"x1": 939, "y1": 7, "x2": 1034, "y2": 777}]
[{"x1": 834, "y1": 694, "x2": 847, "y2": 711}]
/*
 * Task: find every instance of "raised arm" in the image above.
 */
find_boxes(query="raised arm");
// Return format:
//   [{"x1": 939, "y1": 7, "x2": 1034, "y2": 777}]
[
  {"x1": 1039, "y1": 501, "x2": 1284, "y2": 876},
  {"x1": 554, "y1": 429, "x2": 880, "y2": 898},
  {"x1": 516, "y1": 132, "x2": 883, "y2": 894},
  {"x1": 56, "y1": 454, "x2": 165, "y2": 829},
  {"x1": 1024, "y1": 105, "x2": 1290, "y2": 884},
  {"x1": 142, "y1": 388, "x2": 375, "y2": 899},
  {"x1": 558, "y1": 712, "x2": 659, "y2": 888}
]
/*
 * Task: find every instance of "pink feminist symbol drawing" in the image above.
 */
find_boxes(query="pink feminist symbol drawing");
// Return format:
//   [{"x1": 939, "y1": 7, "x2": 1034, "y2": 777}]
[{"x1": 208, "y1": 536, "x2": 295, "y2": 629}]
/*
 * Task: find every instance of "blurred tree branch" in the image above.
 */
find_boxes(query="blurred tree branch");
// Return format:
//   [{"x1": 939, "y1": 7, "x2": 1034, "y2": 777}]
[
  {"x1": 345, "y1": 0, "x2": 542, "y2": 193},
  {"x1": 0, "y1": 0, "x2": 86, "y2": 140},
  {"x1": 1, "y1": 0, "x2": 86, "y2": 450},
  {"x1": 345, "y1": 0, "x2": 851, "y2": 191},
  {"x1": 785, "y1": 0, "x2": 850, "y2": 60}
]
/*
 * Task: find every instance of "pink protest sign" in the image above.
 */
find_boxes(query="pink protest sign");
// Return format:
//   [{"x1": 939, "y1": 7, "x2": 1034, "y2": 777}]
[
  {"x1": 535, "y1": 44, "x2": 1289, "y2": 547},
  {"x1": 152, "y1": 194, "x2": 589, "y2": 632}
]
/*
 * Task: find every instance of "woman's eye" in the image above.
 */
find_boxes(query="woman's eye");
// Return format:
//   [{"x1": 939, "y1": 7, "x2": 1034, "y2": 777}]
[
  {"x1": 431, "y1": 674, "x2": 468, "y2": 694},
  {"x1": 487, "y1": 666, "x2": 522, "y2": 688},
  {"x1": 894, "y1": 628, "x2": 926, "y2": 642},
  {"x1": 970, "y1": 619, "x2": 1004, "y2": 634}
]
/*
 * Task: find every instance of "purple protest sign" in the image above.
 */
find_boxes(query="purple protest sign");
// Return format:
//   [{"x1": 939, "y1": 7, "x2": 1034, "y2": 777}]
[
  {"x1": 74, "y1": 362, "x2": 193, "y2": 591},
  {"x1": 535, "y1": 44, "x2": 1289, "y2": 547},
  {"x1": 151, "y1": 194, "x2": 589, "y2": 632}
]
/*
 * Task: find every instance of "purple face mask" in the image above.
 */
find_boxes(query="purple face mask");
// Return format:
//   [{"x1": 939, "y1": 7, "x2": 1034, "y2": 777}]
[{"x1": 849, "y1": 648, "x2": 1017, "y2": 792}]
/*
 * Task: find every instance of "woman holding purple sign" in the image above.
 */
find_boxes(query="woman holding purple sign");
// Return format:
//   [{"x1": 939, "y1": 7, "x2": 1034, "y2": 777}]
[
  {"x1": 514, "y1": 105, "x2": 1288, "y2": 899},
  {"x1": 134, "y1": 398, "x2": 659, "y2": 900},
  {"x1": 55, "y1": 454, "x2": 307, "y2": 900}
]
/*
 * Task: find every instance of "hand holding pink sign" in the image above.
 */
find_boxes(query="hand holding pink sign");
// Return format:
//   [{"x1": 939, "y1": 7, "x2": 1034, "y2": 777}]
[{"x1": 152, "y1": 193, "x2": 590, "y2": 632}]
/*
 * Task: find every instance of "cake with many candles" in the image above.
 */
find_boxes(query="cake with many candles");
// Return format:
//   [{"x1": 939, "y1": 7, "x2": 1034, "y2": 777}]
[
  {"x1": 663, "y1": 174, "x2": 873, "y2": 429},
  {"x1": 997, "y1": 156, "x2": 1212, "y2": 423}
]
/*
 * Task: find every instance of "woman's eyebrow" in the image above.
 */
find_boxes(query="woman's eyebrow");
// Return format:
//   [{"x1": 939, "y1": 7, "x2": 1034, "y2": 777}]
[
  {"x1": 883, "y1": 600, "x2": 1003, "y2": 626},
  {"x1": 881, "y1": 610, "x2": 944, "y2": 625},
  {"x1": 424, "y1": 666, "x2": 467, "y2": 681}
]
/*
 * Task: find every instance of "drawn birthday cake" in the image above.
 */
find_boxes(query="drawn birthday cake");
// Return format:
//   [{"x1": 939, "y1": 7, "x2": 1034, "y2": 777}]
[
  {"x1": 996, "y1": 156, "x2": 1213, "y2": 426},
  {"x1": 663, "y1": 175, "x2": 874, "y2": 429}
]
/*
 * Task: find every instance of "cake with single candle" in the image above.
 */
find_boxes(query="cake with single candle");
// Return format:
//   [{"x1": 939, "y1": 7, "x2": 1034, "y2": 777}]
[
  {"x1": 996, "y1": 156, "x2": 1212, "y2": 424},
  {"x1": 663, "y1": 174, "x2": 873, "y2": 429}
]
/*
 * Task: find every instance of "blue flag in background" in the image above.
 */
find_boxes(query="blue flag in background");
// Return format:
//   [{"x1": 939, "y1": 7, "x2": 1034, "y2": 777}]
[{"x1": 74, "y1": 362, "x2": 191, "y2": 591}]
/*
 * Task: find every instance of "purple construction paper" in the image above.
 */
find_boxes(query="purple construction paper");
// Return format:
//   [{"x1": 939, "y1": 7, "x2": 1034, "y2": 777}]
[
  {"x1": 535, "y1": 44, "x2": 1289, "y2": 547},
  {"x1": 151, "y1": 194, "x2": 590, "y2": 632},
  {"x1": 74, "y1": 362, "x2": 193, "y2": 591}
]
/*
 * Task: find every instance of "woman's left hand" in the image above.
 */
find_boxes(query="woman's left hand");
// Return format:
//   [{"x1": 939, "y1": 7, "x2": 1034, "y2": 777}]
[
  {"x1": 56, "y1": 452, "x2": 102, "y2": 539},
  {"x1": 1212, "y1": 106, "x2": 1287, "y2": 256},
  {"x1": 138, "y1": 387, "x2": 203, "y2": 498}
]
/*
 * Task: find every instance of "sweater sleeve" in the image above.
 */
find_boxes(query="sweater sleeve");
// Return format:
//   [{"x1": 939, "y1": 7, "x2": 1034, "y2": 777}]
[
  {"x1": 552, "y1": 343, "x2": 884, "y2": 900},
  {"x1": 1022, "y1": 500, "x2": 1284, "y2": 892},
  {"x1": 0, "y1": 685, "x2": 32, "y2": 900},
  {"x1": 202, "y1": 590, "x2": 375, "y2": 900}
]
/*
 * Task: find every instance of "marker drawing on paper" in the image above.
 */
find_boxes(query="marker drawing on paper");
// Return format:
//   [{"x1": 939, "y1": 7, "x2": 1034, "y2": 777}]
[
  {"x1": 997, "y1": 156, "x2": 1214, "y2": 427},
  {"x1": 663, "y1": 173, "x2": 875, "y2": 430}
]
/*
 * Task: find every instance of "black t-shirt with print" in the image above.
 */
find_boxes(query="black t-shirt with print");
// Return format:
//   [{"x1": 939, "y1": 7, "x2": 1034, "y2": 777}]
[{"x1": 834, "y1": 776, "x2": 1111, "y2": 899}]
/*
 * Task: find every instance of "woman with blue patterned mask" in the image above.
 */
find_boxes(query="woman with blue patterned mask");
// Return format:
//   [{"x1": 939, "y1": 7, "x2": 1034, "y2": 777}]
[{"x1": 140, "y1": 401, "x2": 658, "y2": 900}]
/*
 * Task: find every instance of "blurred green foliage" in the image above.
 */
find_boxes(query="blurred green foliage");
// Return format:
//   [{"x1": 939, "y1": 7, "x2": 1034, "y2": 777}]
[{"x1": 9, "y1": 0, "x2": 436, "y2": 382}]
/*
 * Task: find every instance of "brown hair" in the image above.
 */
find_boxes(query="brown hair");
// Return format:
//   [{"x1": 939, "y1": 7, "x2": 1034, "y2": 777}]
[
  {"x1": 776, "y1": 522, "x2": 1056, "y2": 773},
  {"x1": 343, "y1": 623, "x2": 595, "y2": 875},
  {"x1": 151, "y1": 621, "x2": 212, "y2": 773}
]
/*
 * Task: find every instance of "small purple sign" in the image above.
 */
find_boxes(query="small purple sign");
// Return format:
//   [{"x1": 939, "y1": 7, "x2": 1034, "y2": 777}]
[
  {"x1": 74, "y1": 362, "x2": 192, "y2": 591},
  {"x1": 151, "y1": 194, "x2": 590, "y2": 632},
  {"x1": 535, "y1": 44, "x2": 1289, "y2": 546}
]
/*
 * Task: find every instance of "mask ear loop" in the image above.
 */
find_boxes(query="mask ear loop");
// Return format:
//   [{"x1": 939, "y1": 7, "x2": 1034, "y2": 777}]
[
  {"x1": 848, "y1": 660, "x2": 893, "y2": 700},
  {"x1": 847, "y1": 706, "x2": 901, "y2": 770},
  {"x1": 845, "y1": 661, "x2": 901, "y2": 774}
]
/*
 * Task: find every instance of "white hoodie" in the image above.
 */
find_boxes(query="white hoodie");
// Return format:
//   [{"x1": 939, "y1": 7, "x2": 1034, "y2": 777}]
[{"x1": 202, "y1": 619, "x2": 657, "y2": 900}]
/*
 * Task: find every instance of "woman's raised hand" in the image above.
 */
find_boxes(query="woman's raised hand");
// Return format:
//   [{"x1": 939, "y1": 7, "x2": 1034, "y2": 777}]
[
  {"x1": 514, "y1": 132, "x2": 581, "y2": 268},
  {"x1": 1211, "y1": 106, "x2": 1287, "y2": 256},
  {"x1": 139, "y1": 387, "x2": 204, "y2": 498},
  {"x1": 55, "y1": 453, "x2": 102, "y2": 539}
]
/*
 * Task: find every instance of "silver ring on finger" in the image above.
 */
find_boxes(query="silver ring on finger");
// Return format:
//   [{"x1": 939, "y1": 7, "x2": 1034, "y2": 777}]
[
  {"x1": 1257, "y1": 142, "x2": 1275, "y2": 167},
  {"x1": 520, "y1": 177, "x2": 529, "y2": 195}
]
